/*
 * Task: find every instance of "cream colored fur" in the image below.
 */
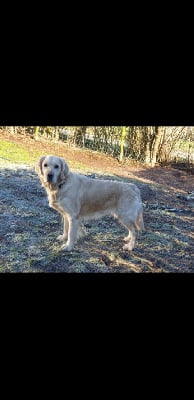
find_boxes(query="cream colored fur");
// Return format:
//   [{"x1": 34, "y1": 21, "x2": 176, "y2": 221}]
[{"x1": 36, "y1": 155, "x2": 144, "y2": 252}]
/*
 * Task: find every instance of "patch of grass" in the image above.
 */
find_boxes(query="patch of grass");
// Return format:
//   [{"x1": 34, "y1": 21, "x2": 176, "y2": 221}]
[
  {"x1": 0, "y1": 140, "x2": 43, "y2": 164},
  {"x1": 175, "y1": 139, "x2": 194, "y2": 153},
  {"x1": 0, "y1": 139, "x2": 101, "y2": 173},
  {"x1": 68, "y1": 160, "x2": 92, "y2": 173}
]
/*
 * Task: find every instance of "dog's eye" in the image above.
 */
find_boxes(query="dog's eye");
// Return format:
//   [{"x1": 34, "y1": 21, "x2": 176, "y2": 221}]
[
  {"x1": 44, "y1": 163, "x2": 48, "y2": 168},
  {"x1": 54, "y1": 165, "x2": 59, "y2": 169}
]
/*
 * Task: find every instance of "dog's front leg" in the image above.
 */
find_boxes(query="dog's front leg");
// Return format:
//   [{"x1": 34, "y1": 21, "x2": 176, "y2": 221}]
[
  {"x1": 57, "y1": 215, "x2": 69, "y2": 242},
  {"x1": 61, "y1": 216, "x2": 80, "y2": 251}
]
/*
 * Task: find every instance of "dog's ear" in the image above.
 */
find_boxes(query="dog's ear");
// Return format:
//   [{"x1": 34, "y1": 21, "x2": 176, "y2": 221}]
[
  {"x1": 35, "y1": 156, "x2": 46, "y2": 179},
  {"x1": 59, "y1": 158, "x2": 70, "y2": 182}
]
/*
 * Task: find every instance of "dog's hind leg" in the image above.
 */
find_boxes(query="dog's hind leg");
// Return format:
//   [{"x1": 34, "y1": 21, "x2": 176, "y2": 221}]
[
  {"x1": 117, "y1": 213, "x2": 137, "y2": 251},
  {"x1": 118, "y1": 206, "x2": 144, "y2": 251},
  {"x1": 122, "y1": 223, "x2": 136, "y2": 251}
]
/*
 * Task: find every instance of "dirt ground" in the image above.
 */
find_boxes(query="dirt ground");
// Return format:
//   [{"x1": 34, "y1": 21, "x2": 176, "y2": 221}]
[{"x1": 0, "y1": 133, "x2": 194, "y2": 273}]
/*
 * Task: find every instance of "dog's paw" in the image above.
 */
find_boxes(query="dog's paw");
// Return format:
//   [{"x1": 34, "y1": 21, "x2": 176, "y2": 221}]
[
  {"x1": 57, "y1": 234, "x2": 68, "y2": 242},
  {"x1": 123, "y1": 235, "x2": 131, "y2": 243},
  {"x1": 122, "y1": 242, "x2": 134, "y2": 251},
  {"x1": 61, "y1": 242, "x2": 74, "y2": 252}
]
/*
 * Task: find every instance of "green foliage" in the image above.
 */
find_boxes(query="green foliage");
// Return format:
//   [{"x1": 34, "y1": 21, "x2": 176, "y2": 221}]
[{"x1": 0, "y1": 126, "x2": 193, "y2": 166}]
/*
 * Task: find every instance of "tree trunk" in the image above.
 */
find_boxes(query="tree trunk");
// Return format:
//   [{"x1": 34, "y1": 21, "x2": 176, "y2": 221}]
[
  {"x1": 54, "y1": 127, "x2": 60, "y2": 141},
  {"x1": 34, "y1": 126, "x2": 39, "y2": 140},
  {"x1": 119, "y1": 126, "x2": 127, "y2": 162},
  {"x1": 144, "y1": 126, "x2": 153, "y2": 164},
  {"x1": 74, "y1": 126, "x2": 86, "y2": 147},
  {"x1": 150, "y1": 126, "x2": 164, "y2": 167},
  {"x1": 187, "y1": 126, "x2": 192, "y2": 167}
]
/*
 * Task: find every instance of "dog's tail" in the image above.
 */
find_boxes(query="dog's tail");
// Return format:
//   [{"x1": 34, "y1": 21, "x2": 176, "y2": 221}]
[{"x1": 135, "y1": 208, "x2": 144, "y2": 232}]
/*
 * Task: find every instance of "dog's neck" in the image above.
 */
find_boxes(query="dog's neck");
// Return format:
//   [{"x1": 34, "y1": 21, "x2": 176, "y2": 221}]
[
  {"x1": 57, "y1": 172, "x2": 72, "y2": 189},
  {"x1": 43, "y1": 179, "x2": 66, "y2": 192}
]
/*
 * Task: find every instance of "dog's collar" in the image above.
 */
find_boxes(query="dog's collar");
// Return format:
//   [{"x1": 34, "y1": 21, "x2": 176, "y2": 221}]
[
  {"x1": 58, "y1": 179, "x2": 66, "y2": 189},
  {"x1": 45, "y1": 179, "x2": 66, "y2": 191}
]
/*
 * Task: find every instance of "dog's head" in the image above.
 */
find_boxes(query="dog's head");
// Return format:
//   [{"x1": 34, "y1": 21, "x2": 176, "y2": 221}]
[{"x1": 35, "y1": 155, "x2": 70, "y2": 187}]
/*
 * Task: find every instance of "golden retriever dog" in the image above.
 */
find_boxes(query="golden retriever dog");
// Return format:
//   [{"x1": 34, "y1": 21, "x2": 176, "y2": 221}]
[{"x1": 36, "y1": 155, "x2": 144, "y2": 252}]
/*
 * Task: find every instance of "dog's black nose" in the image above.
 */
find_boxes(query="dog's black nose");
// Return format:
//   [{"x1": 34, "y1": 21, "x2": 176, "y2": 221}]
[{"x1": 48, "y1": 173, "x2": 53, "y2": 182}]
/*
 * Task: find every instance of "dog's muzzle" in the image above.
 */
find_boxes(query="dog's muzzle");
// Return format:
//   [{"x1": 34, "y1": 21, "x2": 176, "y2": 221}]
[{"x1": 47, "y1": 173, "x2": 53, "y2": 182}]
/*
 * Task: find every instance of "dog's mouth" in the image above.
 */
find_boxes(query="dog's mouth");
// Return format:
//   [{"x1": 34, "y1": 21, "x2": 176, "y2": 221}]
[
  {"x1": 47, "y1": 173, "x2": 54, "y2": 183},
  {"x1": 44, "y1": 174, "x2": 66, "y2": 188}
]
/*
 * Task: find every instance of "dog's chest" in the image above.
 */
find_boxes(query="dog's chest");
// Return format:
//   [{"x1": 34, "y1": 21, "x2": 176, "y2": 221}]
[{"x1": 48, "y1": 187, "x2": 72, "y2": 213}]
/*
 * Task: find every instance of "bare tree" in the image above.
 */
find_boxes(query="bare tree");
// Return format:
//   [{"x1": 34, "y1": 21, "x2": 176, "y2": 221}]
[
  {"x1": 150, "y1": 126, "x2": 164, "y2": 166},
  {"x1": 119, "y1": 126, "x2": 127, "y2": 162}
]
